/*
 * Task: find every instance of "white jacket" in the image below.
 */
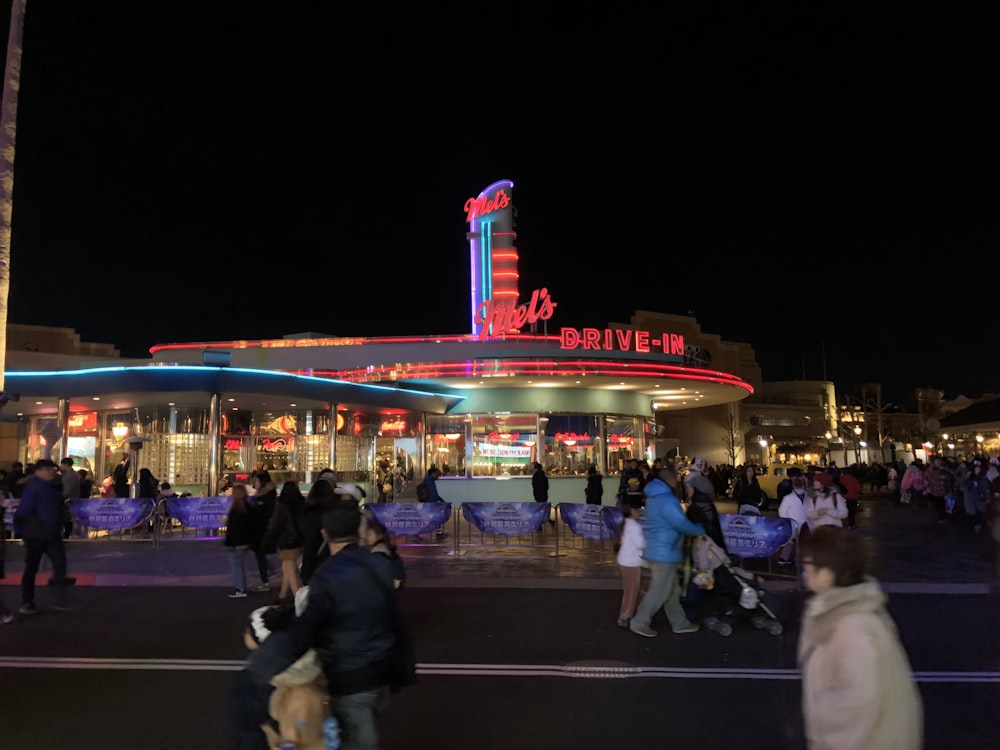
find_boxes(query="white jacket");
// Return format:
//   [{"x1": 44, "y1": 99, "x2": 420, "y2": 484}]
[
  {"x1": 806, "y1": 490, "x2": 848, "y2": 528},
  {"x1": 616, "y1": 517, "x2": 646, "y2": 567},
  {"x1": 778, "y1": 489, "x2": 809, "y2": 537}
]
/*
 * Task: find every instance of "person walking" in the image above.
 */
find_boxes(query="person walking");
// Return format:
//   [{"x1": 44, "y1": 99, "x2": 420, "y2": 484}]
[
  {"x1": 899, "y1": 460, "x2": 926, "y2": 506},
  {"x1": 59, "y1": 457, "x2": 80, "y2": 539},
  {"x1": 806, "y1": 473, "x2": 849, "y2": 530},
  {"x1": 731, "y1": 464, "x2": 767, "y2": 512},
  {"x1": 963, "y1": 459, "x2": 991, "y2": 533},
  {"x1": 0, "y1": 492, "x2": 14, "y2": 624},
  {"x1": 777, "y1": 475, "x2": 810, "y2": 566},
  {"x1": 13, "y1": 458, "x2": 75, "y2": 615},
  {"x1": 249, "y1": 471, "x2": 278, "y2": 592},
  {"x1": 923, "y1": 455, "x2": 953, "y2": 524},
  {"x1": 798, "y1": 525, "x2": 923, "y2": 749},
  {"x1": 838, "y1": 467, "x2": 862, "y2": 531},
  {"x1": 223, "y1": 484, "x2": 255, "y2": 599},
  {"x1": 299, "y1": 478, "x2": 340, "y2": 586},
  {"x1": 584, "y1": 464, "x2": 604, "y2": 505},
  {"x1": 245, "y1": 499, "x2": 403, "y2": 750},
  {"x1": 628, "y1": 466, "x2": 704, "y2": 638},
  {"x1": 262, "y1": 480, "x2": 306, "y2": 603},
  {"x1": 363, "y1": 512, "x2": 407, "y2": 589},
  {"x1": 615, "y1": 502, "x2": 646, "y2": 629}
]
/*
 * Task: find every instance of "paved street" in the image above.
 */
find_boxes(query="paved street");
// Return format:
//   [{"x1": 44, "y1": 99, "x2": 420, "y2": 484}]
[{"x1": 0, "y1": 494, "x2": 997, "y2": 749}]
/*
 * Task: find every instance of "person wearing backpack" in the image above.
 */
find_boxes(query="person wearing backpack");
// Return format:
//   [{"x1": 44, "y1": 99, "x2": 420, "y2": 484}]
[
  {"x1": 806, "y1": 472, "x2": 849, "y2": 530},
  {"x1": 421, "y1": 466, "x2": 444, "y2": 502}
]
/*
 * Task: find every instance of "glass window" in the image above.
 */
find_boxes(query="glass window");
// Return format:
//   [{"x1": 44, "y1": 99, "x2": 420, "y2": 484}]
[
  {"x1": 425, "y1": 415, "x2": 467, "y2": 476},
  {"x1": 469, "y1": 413, "x2": 537, "y2": 477},
  {"x1": 541, "y1": 415, "x2": 601, "y2": 476},
  {"x1": 605, "y1": 416, "x2": 653, "y2": 476}
]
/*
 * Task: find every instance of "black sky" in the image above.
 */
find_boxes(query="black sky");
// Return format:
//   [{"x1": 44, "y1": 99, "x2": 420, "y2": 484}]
[{"x1": 1, "y1": 2, "x2": 997, "y2": 404}]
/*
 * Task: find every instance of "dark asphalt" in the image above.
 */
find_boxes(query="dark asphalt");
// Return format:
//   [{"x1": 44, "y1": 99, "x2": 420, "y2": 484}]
[{"x1": 0, "y1": 493, "x2": 997, "y2": 749}]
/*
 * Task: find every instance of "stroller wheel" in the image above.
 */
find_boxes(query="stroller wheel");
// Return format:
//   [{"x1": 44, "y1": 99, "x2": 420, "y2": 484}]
[
  {"x1": 751, "y1": 615, "x2": 768, "y2": 629},
  {"x1": 716, "y1": 622, "x2": 734, "y2": 637},
  {"x1": 703, "y1": 617, "x2": 720, "y2": 631},
  {"x1": 767, "y1": 621, "x2": 784, "y2": 636}
]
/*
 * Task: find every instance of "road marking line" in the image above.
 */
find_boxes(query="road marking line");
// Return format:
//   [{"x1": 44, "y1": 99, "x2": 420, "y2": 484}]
[{"x1": 0, "y1": 657, "x2": 997, "y2": 683}]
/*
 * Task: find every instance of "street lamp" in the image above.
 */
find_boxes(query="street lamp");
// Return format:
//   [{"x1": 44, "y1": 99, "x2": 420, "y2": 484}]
[{"x1": 853, "y1": 425, "x2": 862, "y2": 466}]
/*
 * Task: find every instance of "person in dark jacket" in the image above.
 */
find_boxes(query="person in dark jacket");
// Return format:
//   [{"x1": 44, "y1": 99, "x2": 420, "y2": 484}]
[
  {"x1": 13, "y1": 458, "x2": 74, "y2": 615},
  {"x1": 531, "y1": 462, "x2": 549, "y2": 503},
  {"x1": 684, "y1": 471, "x2": 725, "y2": 551},
  {"x1": 223, "y1": 484, "x2": 256, "y2": 598},
  {"x1": 299, "y1": 478, "x2": 340, "y2": 585},
  {"x1": 618, "y1": 457, "x2": 645, "y2": 509},
  {"x1": 262, "y1": 480, "x2": 306, "y2": 602},
  {"x1": 246, "y1": 499, "x2": 399, "y2": 749},
  {"x1": 138, "y1": 467, "x2": 159, "y2": 499},
  {"x1": 731, "y1": 465, "x2": 767, "y2": 512},
  {"x1": 249, "y1": 471, "x2": 278, "y2": 593},
  {"x1": 585, "y1": 464, "x2": 604, "y2": 505},
  {"x1": 112, "y1": 454, "x2": 130, "y2": 499},
  {"x1": 138, "y1": 467, "x2": 159, "y2": 533}
]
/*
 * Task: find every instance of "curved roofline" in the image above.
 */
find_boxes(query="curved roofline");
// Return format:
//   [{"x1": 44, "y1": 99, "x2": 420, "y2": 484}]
[{"x1": 4, "y1": 366, "x2": 465, "y2": 414}]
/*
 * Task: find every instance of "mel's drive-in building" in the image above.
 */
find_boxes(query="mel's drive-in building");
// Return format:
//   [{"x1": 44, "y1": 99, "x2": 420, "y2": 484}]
[{"x1": 1, "y1": 179, "x2": 870, "y2": 503}]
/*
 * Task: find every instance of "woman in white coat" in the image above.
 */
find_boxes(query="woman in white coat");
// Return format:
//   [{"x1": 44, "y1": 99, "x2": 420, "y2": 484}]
[
  {"x1": 798, "y1": 526, "x2": 923, "y2": 750},
  {"x1": 806, "y1": 472, "x2": 848, "y2": 530},
  {"x1": 777, "y1": 475, "x2": 810, "y2": 565}
]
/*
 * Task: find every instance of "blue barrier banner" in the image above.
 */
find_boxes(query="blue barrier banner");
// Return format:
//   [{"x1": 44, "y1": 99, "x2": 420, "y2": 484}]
[
  {"x1": 558, "y1": 503, "x2": 621, "y2": 541},
  {"x1": 166, "y1": 496, "x2": 231, "y2": 529},
  {"x1": 367, "y1": 502, "x2": 452, "y2": 536},
  {"x1": 720, "y1": 514, "x2": 793, "y2": 558},
  {"x1": 461, "y1": 502, "x2": 550, "y2": 536},
  {"x1": 69, "y1": 497, "x2": 154, "y2": 531}
]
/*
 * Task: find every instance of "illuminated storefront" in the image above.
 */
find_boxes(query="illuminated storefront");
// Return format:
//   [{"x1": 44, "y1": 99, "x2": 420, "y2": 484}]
[{"x1": 1, "y1": 181, "x2": 755, "y2": 503}]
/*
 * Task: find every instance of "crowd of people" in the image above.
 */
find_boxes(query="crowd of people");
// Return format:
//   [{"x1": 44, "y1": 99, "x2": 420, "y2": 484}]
[
  {"x1": 231, "y1": 468, "x2": 412, "y2": 749},
  {"x1": 612, "y1": 454, "x2": 927, "y2": 748},
  {"x1": 6, "y1": 450, "x2": 994, "y2": 747}
]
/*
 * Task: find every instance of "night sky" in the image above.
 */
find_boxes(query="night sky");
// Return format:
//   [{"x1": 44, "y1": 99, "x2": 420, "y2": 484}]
[{"x1": 1, "y1": 3, "x2": 996, "y2": 404}]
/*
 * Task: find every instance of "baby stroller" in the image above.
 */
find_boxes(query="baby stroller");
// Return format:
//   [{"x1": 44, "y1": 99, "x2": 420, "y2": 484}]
[{"x1": 690, "y1": 535, "x2": 783, "y2": 637}]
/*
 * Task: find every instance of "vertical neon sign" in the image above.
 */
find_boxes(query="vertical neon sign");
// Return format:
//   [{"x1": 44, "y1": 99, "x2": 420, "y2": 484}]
[{"x1": 465, "y1": 179, "x2": 517, "y2": 336}]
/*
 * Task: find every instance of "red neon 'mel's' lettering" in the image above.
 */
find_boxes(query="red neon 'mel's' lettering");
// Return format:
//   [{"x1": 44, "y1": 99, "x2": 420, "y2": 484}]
[
  {"x1": 476, "y1": 287, "x2": 557, "y2": 338},
  {"x1": 464, "y1": 189, "x2": 511, "y2": 222}
]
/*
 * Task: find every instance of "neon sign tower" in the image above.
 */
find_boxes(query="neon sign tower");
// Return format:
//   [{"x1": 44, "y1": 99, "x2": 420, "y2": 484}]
[{"x1": 465, "y1": 179, "x2": 518, "y2": 337}]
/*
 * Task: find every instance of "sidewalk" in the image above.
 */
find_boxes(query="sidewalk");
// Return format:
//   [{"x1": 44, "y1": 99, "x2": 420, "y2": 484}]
[{"x1": 1, "y1": 494, "x2": 994, "y2": 592}]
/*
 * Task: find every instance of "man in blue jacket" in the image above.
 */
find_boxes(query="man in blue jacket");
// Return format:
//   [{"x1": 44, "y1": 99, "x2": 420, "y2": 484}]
[
  {"x1": 14, "y1": 458, "x2": 74, "y2": 615},
  {"x1": 629, "y1": 466, "x2": 705, "y2": 638}
]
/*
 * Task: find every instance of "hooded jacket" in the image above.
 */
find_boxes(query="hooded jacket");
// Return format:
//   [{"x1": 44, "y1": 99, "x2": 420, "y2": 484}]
[
  {"x1": 641, "y1": 478, "x2": 704, "y2": 563},
  {"x1": 798, "y1": 578, "x2": 923, "y2": 750}
]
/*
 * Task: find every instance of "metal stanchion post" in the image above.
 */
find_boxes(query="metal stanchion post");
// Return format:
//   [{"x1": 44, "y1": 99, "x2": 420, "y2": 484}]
[
  {"x1": 599, "y1": 506, "x2": 605, "y2": 566},
  {"x1": 553, "y1": 504, "x2": 559, "y2": 558}
]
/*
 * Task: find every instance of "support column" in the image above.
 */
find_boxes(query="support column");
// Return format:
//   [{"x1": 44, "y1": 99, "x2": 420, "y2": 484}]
[
  {"x1": 208, "y1": 393, "x2": 221, "y2": 496},
  {"x1": 328, "y1": 403, "x2": 338, "y2": 474},
  {"x1": 57, "y1": 397, "x2": 70, "y2": 462}
]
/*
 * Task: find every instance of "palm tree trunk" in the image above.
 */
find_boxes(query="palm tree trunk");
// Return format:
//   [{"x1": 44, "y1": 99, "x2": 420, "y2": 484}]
[{"x1": 0, "y1": 0, "x2": 27, "y2": 395}]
